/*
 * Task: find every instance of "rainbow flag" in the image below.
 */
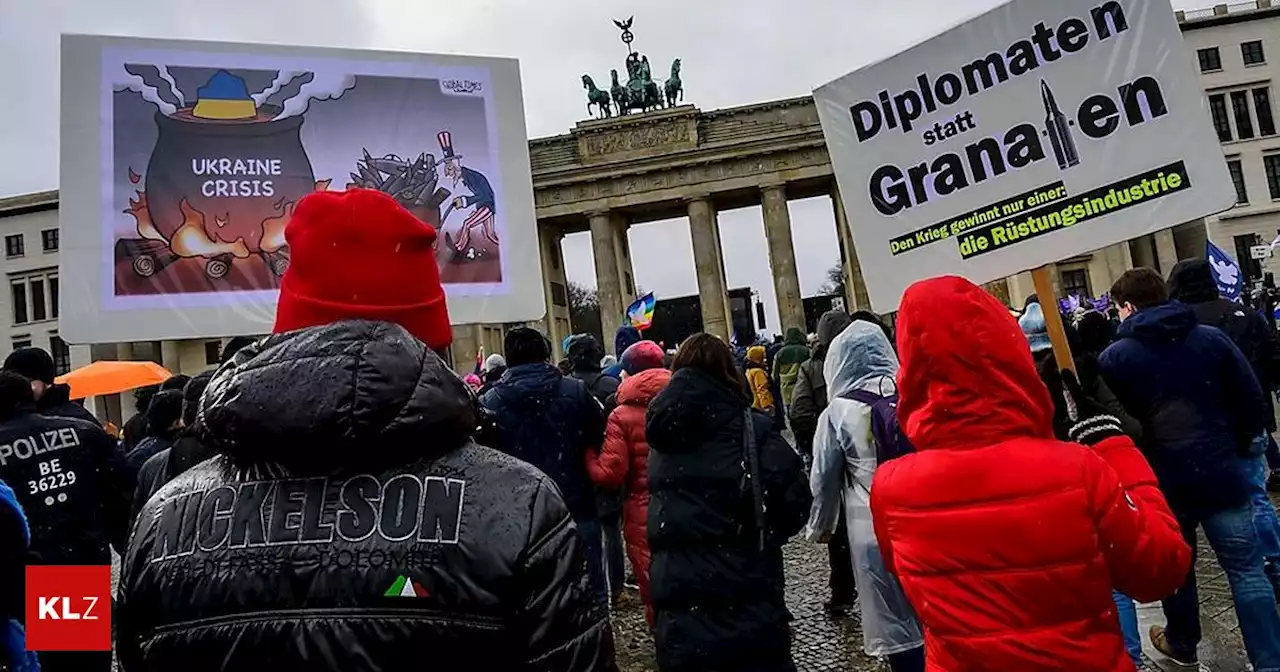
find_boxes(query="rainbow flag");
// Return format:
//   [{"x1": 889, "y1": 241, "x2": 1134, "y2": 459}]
[{"x1": 626, "y1": 293, "x2": 656, "y2": 330}]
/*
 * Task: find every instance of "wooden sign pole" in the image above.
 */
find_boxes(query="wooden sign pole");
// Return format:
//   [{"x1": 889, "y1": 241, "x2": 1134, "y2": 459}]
[{"x1": 1030, "y1": 265, "x2": 1077, "y2": 375}]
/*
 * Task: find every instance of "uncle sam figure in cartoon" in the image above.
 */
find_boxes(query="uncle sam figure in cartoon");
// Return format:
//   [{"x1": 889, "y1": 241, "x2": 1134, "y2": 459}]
[{"x1": 437, "y1": 131, "x2": 498, "y2": 254}]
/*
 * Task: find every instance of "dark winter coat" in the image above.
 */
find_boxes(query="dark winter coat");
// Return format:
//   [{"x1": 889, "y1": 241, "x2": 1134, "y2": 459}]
[
  {"x1": 568, "y1": 335, "x2": 620, "y2": 410},
  {"x1": 1170, "y1": 258, "x2": 1280, "y2": 431},
  {"x1": 125, "y1": 434, "x2": 175, "y2": 480},
  {"x1": 0, "y1": 407, "x2": 130, "y2": 565},
  {"x1": 37, "y1": 383, "x2": 100, "y2": 427},
  {"x1": 646, "y1": 367, "x2": 809, "y2": 672},
  {"x1": 481, "y1": 362, "x2": 607, "y2": 523},
  {"x1": 118, "y1": 321, "x2": 614, "y2": 672},
  {"x1": 1100, "y1": 301, "x2": 1269, "y2": 519},
  {"x1": 790, "y1": 312, "x2": 854, "y2": 453},
  {"x1": 129, "y1": 434, "x2": 216, "y2": 528}
]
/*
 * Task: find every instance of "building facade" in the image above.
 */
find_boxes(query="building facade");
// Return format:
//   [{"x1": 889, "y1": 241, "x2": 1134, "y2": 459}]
[
  {"x1": 2, "y1": 3, "x2": 1270, "y2": 404},
  {"x1": 1180, "y1": 1, "x2": 1280, "y2": 287}
]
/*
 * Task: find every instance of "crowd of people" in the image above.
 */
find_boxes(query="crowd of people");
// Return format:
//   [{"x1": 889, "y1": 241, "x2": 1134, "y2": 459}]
[{"x1": 1, "y1": 187, "x2": 1280, "y2": 671}]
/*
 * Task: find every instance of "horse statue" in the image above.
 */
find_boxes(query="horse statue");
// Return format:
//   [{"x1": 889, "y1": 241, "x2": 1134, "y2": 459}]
[
  {"x1": 610, "y1": 69, "x2": 630, "y2": 116},
  {"x1": 582, "y1": 74, "x2": 612, "y2": 119},
  {"x1": 665, "y1": 58, "x2": 683, "y2": 108}
]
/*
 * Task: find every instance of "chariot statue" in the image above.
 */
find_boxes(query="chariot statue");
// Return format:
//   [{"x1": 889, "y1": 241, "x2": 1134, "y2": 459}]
[{"x1": 582, "y1": 17, "x2": 684, "y2": 119}]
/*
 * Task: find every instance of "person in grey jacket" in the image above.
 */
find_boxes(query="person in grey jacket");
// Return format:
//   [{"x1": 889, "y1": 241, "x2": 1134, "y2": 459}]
[{"x1": 788, "y1": 309, "x2": 857, "y2": 614}]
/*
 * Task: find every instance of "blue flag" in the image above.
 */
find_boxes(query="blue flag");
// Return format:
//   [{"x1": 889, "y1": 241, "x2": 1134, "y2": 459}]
[{"x1": 1206, "y1": 241, "x2": 1244, "y2": 302}]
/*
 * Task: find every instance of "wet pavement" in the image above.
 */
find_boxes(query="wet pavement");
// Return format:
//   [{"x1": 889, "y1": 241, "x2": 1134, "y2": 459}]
[{"x1": 109, "y1": 513, "x2": 1258, "y2": 672}]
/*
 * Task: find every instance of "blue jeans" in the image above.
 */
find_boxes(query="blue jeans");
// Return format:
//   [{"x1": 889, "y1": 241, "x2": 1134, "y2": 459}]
[
  {"x1": 576, "y1": 518, "x2": 608, "y2": 606},
  {"x1": 1243, "y1": 442, "x2": 1280, "y2": 564},
  {"x1": 1113, "y1": 592, "x2": 1142, "y2": 669},
  {"x1": 1162, "y1": 505, "x2": 1280, "y2": 672}
]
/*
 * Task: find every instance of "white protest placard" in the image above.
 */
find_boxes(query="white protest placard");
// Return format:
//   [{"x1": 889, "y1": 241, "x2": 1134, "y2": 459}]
[{"x1": 815, "y1": 0, "x2": 1234, "y2": 312}]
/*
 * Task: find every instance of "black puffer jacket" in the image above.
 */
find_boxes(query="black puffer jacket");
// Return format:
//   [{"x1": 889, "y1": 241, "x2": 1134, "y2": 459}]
[
  {"x1": 1170, "y1": 258, "x2": 1280, "y2": 431},
  {"x1": 118, "y1": 320, "x2": 615, "y2": 672},
  {"x1": 645, "y1": 367, "x2": 807, "y2": 672}
]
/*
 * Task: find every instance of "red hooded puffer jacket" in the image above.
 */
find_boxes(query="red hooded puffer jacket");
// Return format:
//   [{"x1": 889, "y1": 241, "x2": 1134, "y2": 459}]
[
  {"x1": 585, "y1": 367, "x2": 671, "y2": 626},
  {"x1": 869, "y1": 276, "x2": 1191, "y2": 672}
]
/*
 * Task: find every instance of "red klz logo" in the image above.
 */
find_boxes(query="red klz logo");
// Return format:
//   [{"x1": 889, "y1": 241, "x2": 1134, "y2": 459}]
[{"x1": 25, "y1": 565, "x2": 112, "y2": 651}]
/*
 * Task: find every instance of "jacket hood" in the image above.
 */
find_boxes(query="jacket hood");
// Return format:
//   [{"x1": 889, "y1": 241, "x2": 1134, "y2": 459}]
[
  {"x1": 1116, "y1": 301, "x2": 1198, "y2": 342},
  {"x1": 646, "y1": 367, "x2": 747, "y2": 454},
  {"x1": 1168, "y1": 258, "x2": 1220, "y2": 304},
  {"x1": 896, "y1": 276, "x2": 1054, "y2": 451},
  {"x1": 614, "y1": 326, "x2": 643, "y2": 357},
  {"x1": 491, "y1": 362, "x2": 576, "y2": 416},
  {"x1": 617, "y1": 367, "x2": 671, "y2": 406},
  {"x1": 824, "y1": 321, "x2": 898, "y2": 398},
  {"x1": 567, "y1": 334, "x2": 605, "y2": 372},
  {"x1": 199, "y1": 320, "x2": 476, "y2": 472},
  {"x1": 784, "y1": 327, "x2": 807, "y2": 346},
  {"x1": 814, "y1": 311, "x2": 853, "y2": 359},
  {"x1": 1018, "y1": 302, "x2": 1053, "y2": 354},
  {"x1": 37, "y1": 383, "x2": 76, "y2": 412}
]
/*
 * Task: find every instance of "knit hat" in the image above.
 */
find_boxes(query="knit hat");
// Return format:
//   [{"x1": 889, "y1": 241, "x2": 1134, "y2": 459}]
[
  {"x1": 1018, "y1": 302, "x2": 1053, "y2": 354},
  {"x1": 273, "y1": 189, "x2": 452, "y2": 351},
  {"x1": 484, "y1": 353, "x2": 506, "y2": 373},
  {"x1": 3, "y1": 347, "x2": 55, "y2": 384},
  {"x1": 463, "y1": 373, "x2": 482, "y2": 390},
  {"x1": 621, "y1": 340, "x2": 664, "y2": 375},
  {"x1": 746, "y1": 345, "x2": 767, "y2": 364}
]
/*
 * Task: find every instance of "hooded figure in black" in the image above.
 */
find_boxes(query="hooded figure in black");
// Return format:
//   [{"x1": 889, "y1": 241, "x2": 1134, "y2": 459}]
[
  {"x1": 1169, "y1": 258, "x2": 1280, "y2": 431},
  {"x1": 646, "y1": 334, "x2": 810, "y2": 672},
  {"x1": 566, "y1": 334, "x2": 619, "y2": 410},
  {"x1": 130, "y1": 371, "x2": 217, "y2": 526},
  {"x1": 119, "y1": 322, "x2": 615, "y2": 671},
  {"x1": 125, "y1": 390, "x2": 183, "y2": 476},
  {"x1": 2, "y1": 347, "x2": 99, "y2": 427}
]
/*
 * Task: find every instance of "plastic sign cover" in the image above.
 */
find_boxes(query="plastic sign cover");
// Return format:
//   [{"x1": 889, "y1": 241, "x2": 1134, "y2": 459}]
[
  {"x1": 59, "y1": 35, "x2": 542, "y2": 343},
  {"x1": 814, "y1": 0, "x2": 1234, "y2": 312}
]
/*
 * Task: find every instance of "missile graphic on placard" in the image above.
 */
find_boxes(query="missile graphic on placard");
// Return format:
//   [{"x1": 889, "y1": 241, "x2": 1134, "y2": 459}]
[{"x1": 1042, "y1": 80, "x2": 1080, "y2": 170}]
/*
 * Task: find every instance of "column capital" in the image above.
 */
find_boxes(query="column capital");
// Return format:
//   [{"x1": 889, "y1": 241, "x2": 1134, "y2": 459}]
[
  {"x1": 759, "y1": 180, "x2": 788, "y2": 192},
  {"x1": 585, "y1": 208, "x2": 612, "y2": 220},
  {"x1": 682, "y1": 192, "x2": 714, "y2": 205}
]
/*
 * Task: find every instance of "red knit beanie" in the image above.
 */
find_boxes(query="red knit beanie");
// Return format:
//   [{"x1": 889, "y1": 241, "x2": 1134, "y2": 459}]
[{"x1": 273, "y1": 188, "x2": 452, "y2": 351}]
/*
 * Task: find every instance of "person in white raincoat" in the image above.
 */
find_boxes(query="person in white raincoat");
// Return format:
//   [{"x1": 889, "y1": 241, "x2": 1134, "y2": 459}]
[{"x1": 805, "y1": 320, "x2": 925, "y2": 672}]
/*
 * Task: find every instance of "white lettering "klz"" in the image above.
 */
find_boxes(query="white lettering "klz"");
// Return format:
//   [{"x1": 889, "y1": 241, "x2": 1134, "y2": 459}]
[{"x1": 37, "y1": 596, "x2": 99, "y2": 620}]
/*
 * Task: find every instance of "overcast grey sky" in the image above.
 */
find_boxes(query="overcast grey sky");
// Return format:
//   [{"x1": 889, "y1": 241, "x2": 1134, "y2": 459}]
[{"x1": 1, "y1": 0, "x2": 1212, "y2": 335}]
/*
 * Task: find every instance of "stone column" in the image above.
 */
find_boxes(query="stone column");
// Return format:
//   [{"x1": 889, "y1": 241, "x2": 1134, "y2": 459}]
[
  {"x1": 449, "y1": 325, "x2": 481, "y2": 375},
  {"x1": 1007, "y1": 272, "x2": 1036, "y2": 308},
  {"x1": 160, "y1": 340, "x2": 182, "y2": 374},
  {"x1": 1154, "y1": 229, "x2": 1179, "y2": 275},
  {"x1": 761, "y1": 184, "x2": 805, "y2": 332},
  {"x1": 611, "y1": 215, "x2": 636, "y2": 303},
  {"x1": 687, "y1": 196, "x2": 731, "y2": 340},
  {"x1": 537, "y1": 223, "x2": 572, "y2": 360},
  {"x1": 831, "y1": 184, "x2": 870, "y2": 311},
  {"x1": 589, "y1": 211, "x2": 625, "y2": 344}
]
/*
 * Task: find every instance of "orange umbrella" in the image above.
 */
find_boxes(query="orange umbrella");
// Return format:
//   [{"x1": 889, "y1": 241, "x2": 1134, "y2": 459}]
[{"x1": 55, "y1": 361, "x2": 173, "y2": 400}]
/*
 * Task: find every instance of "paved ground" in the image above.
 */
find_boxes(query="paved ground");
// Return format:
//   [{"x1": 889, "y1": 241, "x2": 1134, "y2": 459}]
[{"x1": 110, "y1": 508, "x2": 1261, "y2": 672}]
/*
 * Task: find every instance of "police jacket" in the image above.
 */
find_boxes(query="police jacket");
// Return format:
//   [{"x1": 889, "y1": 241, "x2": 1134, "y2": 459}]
[
  {"x1": 117, "y1": 320, "x2": 615, "y2": 672},
  {"x1": 0, "y1": 407, "x2": 129, "y2": 565}
]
